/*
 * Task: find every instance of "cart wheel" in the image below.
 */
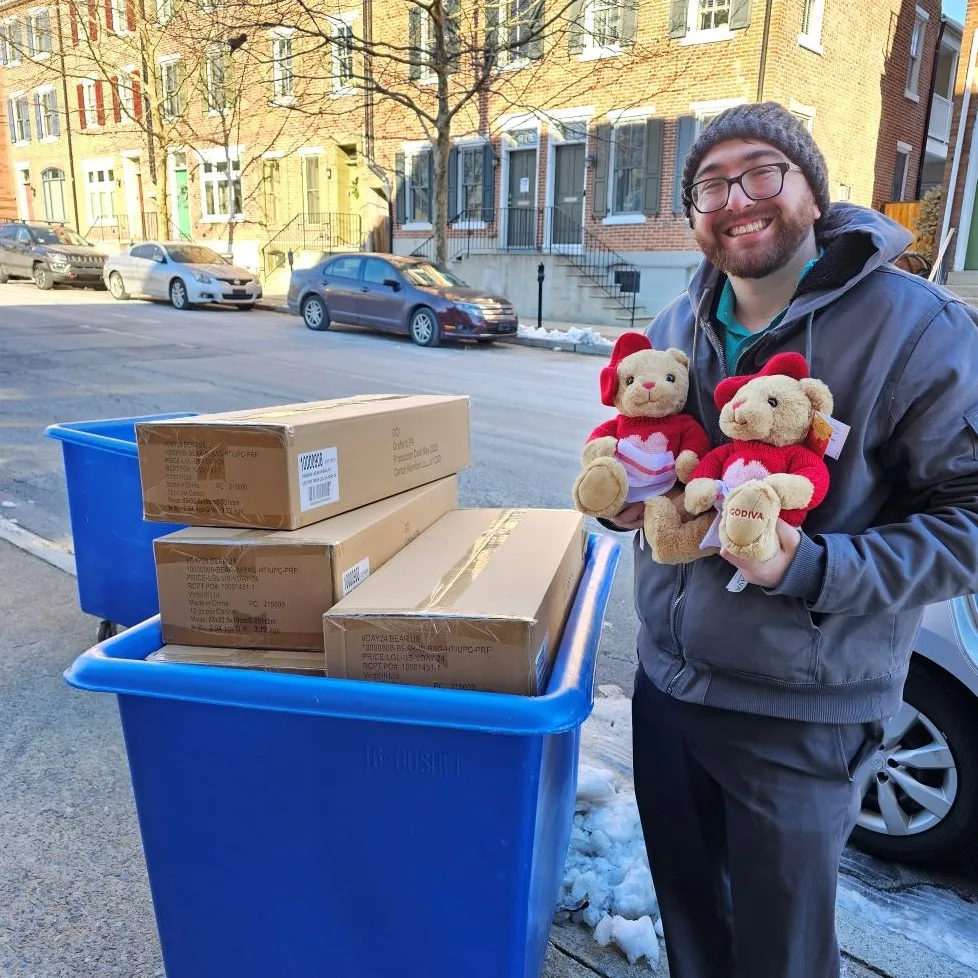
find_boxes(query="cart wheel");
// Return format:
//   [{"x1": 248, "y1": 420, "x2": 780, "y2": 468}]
[{"x1": 97, "y1": 620, "x2": 118, "y2": 643}]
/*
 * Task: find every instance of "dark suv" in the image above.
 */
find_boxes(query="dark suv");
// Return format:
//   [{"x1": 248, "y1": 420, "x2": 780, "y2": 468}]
[{"x1": 0, "y1": 221, "x2": 108, "y2": 290}]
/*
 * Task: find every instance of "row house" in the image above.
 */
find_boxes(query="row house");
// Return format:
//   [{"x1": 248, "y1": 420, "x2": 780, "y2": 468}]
[
  {"x1": 0, "y1": 0, "x2": 386, "y2": 284},
  {"x1": 0, "y1": 66, "x2": 14, "y2": 216},
  {"x1": 373, "y1": 0, "x2": 944, "y2": 325}
]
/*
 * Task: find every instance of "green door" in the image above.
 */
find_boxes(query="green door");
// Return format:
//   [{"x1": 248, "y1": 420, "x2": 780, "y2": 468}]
[
  {"x1": 967, "y1": 184, "x2": 978, "y2": 270},
  {"x1": 175, "y1": 168, "x2": 191, "y2": 240}
]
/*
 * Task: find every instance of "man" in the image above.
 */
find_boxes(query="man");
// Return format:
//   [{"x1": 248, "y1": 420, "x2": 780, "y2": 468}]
[{"x1": 604, "y1": 102, "x2": 978, "y2": 978}]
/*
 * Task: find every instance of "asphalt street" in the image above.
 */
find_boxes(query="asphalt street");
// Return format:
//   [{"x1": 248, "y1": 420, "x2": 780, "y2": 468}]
[{"x1": 1, "y1": 284, "x2": 976, "y2": 977}]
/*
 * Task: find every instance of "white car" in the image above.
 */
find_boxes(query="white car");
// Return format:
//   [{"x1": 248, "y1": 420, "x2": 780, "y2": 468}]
[{"x1": 103, "y1": 241, "x2": 262, "y2": 310}]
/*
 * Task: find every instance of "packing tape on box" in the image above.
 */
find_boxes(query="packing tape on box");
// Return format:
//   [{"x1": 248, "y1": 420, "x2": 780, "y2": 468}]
[
  {"x1": 181, "y1": 395, "x2": 411, "y2": 427},
  {"x1": 415, "y1": 508, "x2": 526, "y2": 613}
]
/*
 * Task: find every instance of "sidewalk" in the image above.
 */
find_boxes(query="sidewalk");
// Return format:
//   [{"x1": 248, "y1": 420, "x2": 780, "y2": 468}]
[{"x1": 254, "y1": 294, "x2": 635, "y2": 356}]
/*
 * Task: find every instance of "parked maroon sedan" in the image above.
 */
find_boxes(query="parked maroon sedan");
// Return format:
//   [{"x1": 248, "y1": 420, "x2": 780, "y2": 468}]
[{"x1": 286, "y1": 252, "x2": 518, "y2": 347}]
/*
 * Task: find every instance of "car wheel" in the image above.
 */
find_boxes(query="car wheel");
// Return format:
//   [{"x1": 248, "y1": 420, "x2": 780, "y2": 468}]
[
  {"x1": 849, "y1": 659, "x2": 978, "y2": 864},
  {"x1": 302, "y1": 295, "x2": 329, "y2": 331},
  {"x1": 169, "y1": 278, "x2": 192, "y2": 310},
  {"x1": 0, "y1": 264, "x2": 9, "y2": 284},
  {"x1": 108, "y1": 272, "x2": 129, "y2": 300},
  {"x1": 409, "y1": 307, "x2": 441, "y2": 347},
  {"x1": 33, "y1": 263, "x2": 53, "y2": 290}
]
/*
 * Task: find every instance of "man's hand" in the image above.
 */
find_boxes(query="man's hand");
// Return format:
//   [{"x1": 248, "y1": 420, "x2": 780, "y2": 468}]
[
  {"x1": 607, "y1": 502, "x2": 646, "y2": 531},
  {"x1": 721, "y1": 519, "x2": 801, "y2": 588}
]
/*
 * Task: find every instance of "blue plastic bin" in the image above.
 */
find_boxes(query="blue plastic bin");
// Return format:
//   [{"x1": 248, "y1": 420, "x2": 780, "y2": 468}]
[
  {"x1": 64, "y1": 532, "x2": 620, "y2": 978},
  {"x1": 44, "y1": 413, "x2": 197, "y2": 634}
]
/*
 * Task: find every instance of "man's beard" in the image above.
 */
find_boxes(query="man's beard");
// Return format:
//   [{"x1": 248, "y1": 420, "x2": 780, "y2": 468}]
[{"x1": 694, "y1": 203, "x2": 816, "y2": 280}]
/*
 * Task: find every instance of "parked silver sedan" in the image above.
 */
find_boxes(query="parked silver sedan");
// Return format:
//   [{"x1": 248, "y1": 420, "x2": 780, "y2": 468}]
[{"x1": 103, "y1": 241, "x2": 262, "y2": 310}]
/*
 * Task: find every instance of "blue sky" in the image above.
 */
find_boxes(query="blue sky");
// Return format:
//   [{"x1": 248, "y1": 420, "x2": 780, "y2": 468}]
[{"x1": 944, "y1": 0, "x2": 967, "y2": 25}]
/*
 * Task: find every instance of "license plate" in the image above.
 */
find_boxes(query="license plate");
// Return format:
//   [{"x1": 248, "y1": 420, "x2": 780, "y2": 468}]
[{"x1": 232, "y1": 289, "x2": 247, "y2": 297}]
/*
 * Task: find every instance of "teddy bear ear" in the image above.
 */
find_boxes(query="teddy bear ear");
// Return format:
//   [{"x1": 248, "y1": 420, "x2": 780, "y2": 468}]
[
  {"x1": 799, "y1": 378, "x2": 834, "y2": 416},
  {"x1": 666, "y1": 348, "x2": 689, "y2": 368},
  {"x1": 599, "y1": 365, "x2": 620, "y2": 406}
]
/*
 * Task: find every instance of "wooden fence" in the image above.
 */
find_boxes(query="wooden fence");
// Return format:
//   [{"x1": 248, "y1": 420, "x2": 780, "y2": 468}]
[{"x1": 884, "y1": 201, "x2": 923, "y2": 249}]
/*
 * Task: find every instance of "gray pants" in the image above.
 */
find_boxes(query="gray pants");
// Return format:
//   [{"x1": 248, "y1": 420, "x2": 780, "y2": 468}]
[{"x1": 631, "y1": 664, "x2": 883, "y2": 978}]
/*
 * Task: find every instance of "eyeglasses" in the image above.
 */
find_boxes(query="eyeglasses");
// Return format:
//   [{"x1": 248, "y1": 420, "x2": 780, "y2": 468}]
[{"x1": 684, "y1": 162, "x2": 801, "y2": 214}]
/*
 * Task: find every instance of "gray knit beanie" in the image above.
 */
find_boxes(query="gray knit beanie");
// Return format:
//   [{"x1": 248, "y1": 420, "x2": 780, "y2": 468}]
[{"x1": 681, "y1": 101, "x2": 830, "y2": 222}]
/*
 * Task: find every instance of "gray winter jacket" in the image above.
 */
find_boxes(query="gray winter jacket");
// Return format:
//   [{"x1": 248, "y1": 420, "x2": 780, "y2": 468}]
[{"x1": 626, "y1": 203, "x2": 978, "y2": 724}]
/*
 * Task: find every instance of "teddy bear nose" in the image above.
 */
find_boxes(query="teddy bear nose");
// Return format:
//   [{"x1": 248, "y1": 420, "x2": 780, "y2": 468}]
[{"x1": 642, "y1": 381, "x2": 656, "y2": 390}]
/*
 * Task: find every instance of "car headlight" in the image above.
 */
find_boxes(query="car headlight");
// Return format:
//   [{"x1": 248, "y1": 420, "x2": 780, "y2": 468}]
[
  {"x1": 192, "y1": 272, "x2": 214, "y2": 284},
  {"x1": 457, "y1": 302, "x2": 485, "y2": 319},
  {"x1": 50, "y1": 257, "x2": 70, "y2": 268}
]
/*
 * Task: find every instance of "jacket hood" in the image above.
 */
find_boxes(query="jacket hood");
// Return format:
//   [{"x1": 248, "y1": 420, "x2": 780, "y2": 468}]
[{"x1": 685, "y1": 202, "x2": 914, "y2": 321}]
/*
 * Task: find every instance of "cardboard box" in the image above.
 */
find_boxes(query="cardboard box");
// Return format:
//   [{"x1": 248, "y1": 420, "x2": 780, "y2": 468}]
[
  {"x1": 136, "y1": 393, "x2": 470, "y2": 529},
  {"x1": 147, "y1": 646, "x2": 326, "y2": 676},
  {"x1": 154, "y1": 476, "x2": 458, "y2": 650},
  {"x1": 323, "y1": 508, "x2": 586, "y2": 696}
]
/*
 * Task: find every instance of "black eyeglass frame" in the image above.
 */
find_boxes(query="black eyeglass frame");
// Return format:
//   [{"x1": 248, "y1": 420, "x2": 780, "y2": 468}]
[{"x1": 683, "y1": 161, "x2": 802, "y2": 214}]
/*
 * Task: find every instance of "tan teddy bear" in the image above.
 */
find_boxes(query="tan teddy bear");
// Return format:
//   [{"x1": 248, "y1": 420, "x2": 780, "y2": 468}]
[
  {"x1": 572, "y1": 332, "x2": 717, "y2": 564},
  {"x1": 683, "y1": 351, "x2": 834, "y2": 562}
]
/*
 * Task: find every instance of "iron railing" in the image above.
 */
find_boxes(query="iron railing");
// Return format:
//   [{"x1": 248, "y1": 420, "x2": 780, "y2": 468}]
[
  {"x1": 261, "y1": 212, "x2": 363, "y2": 276},
  {"x1": 409, "y1": 205, "x2": 640, "y2": 327},
  {"x1": 84, "y1": 215, "x2": 129, "y2": 242}
]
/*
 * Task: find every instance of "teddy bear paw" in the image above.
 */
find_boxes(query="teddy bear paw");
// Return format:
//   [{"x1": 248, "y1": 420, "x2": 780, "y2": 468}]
[
  {"x1": 573, "y1": 457, "x2": 629, "y2": 518},
  {"x1": 644, "y1": 496, "x2": 717, "y2": 564},
  {"x1": 675, "y1": 450, "x2": 699, "y2": 485},
  {"x1": 719, "y1": 480, "x2": 782, "y2": 561},
  {"x1": 683, "y1": 478, "x2": 718, "y2": 516}
]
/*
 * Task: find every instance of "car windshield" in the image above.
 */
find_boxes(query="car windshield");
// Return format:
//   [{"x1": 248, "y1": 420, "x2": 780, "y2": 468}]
[
  {"x1": 32, "y1": 227, "x2": 91, "y2": 247},
  {"x1": 400, "y1": 262, "x2": 467, "y2": 288},
  {"x1": 166, "y1": 245, "x2": 227, "y2": 265}
]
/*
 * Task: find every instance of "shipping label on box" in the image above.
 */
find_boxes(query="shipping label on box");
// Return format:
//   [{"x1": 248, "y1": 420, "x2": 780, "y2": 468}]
[
  {"x1": 154, "y1": 476, "x2": 458, "y2": 650},
  {"x1": 136, "y1": 394, "x2": 470, "y2": 529},
  {"x1": 323, "y1": 508, "x2": 586, "y2": 696}
]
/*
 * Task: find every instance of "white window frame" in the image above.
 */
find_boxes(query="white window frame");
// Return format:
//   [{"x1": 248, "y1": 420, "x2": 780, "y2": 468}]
[
  {"x1": 36, "y1": 84, "x2": 57, "y2": 139},
  {"x1": 401, "y1": 141, "x2": 433, "y2": 230},
  {"x1": 906, "y1": 6, "x2": 929, "y2": 101},
  {"x1": 204, "y1": 48, "x2": 228, "y2": 112},
  {"x1": 25, "y1": 8, "x2": 51, "y2": 58},
  {"x1": 579, "y1": 0, "x2": 622, "y2": 60},
  {"x1": 109, "y1": 0, "x2": 128, "y2": 33},
  {"x1": 329, "y1": 14, "x2": 356, "y2": 97},
  {"x1": 270, "y1": 29, "x2": 295, "y2": 104},
  {"x1": 2, "y1": 18, "x2": 23, "y2": 66},
  {"x1": 789, "y1": 101, "x2": 815, "y2": 133},
  {"x1": 7, "y1": 92, "x2": 30, "y2": 144},
  {"x1": 454, "y1": 137, "x2": 489, "y2": 228},
  {"x1": 798, "y1": 0, "x2": 825, "y2": 55},
  {"x1": 690, "y1": 97, "x2": 747, "y2": 136},
  {"x1": 893, "y1": 141, "x2": 912, "y2": 202},
  {"x1": 156, "y1": 0, "x2": 173, "y2": 25},
  {"x1": 80, "y1": 78, "x2": 98, "y2": 129},
  {"x1": 116, "y1": 68, "x2": 135, "y2": 122},
  {"x1": 159, "y1": 57, "x2": 181, "y2": 119},
  {"x1": 197, "y1": 145, "x2": 244, "y2": 222},
  {"x1": 41, "y1": 166, "x2": 67, "y2": 221},
  {"x1": 605, "y1": 114, "x2": 651, "y2": 224},
  {"x1": 83, "y1": 157, "x2": 117, "y2": 227},
  {"x1": 683, "y1": 0, "x2": 733, "y2": 46}
]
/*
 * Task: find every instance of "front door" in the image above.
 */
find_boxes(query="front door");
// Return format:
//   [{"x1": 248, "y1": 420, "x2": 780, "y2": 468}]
[
  {"x1": 14, "y1": 165, "x2": 32, "y2": 222},
  {"x1": 123, "y1": 157, "x2": 143, "y2": 241},
  {"x1": 507, "y1": 149, "x2": 536, "y2": 248},
  {"x1": 551, "y1": 143, "x2": 585, "y2": 247},
  {"x1": 174, "y1": 167, "x2": 191, "y2": 240}
]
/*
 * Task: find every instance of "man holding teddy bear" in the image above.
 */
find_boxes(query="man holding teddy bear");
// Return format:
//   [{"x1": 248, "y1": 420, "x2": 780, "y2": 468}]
[{"x1": 602, "y1": 101, "x2": 978, "y2": 978}]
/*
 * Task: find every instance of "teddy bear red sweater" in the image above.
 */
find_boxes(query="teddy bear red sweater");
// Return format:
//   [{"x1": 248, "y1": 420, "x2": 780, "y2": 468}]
[
  {"x1": 689, "y1": 440, "x2": 830, "y2": 526},
  {"x1": 588, "y1": 413, "x2": 712, "y2": 460}
]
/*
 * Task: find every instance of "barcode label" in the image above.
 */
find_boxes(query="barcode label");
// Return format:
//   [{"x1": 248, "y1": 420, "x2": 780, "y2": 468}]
[
  {"x1": 342, "y1": 557, "x2": 370, "y2": 596},
  {"x1": 298, "y1": 447, "x2": 339, "y2": 512}
]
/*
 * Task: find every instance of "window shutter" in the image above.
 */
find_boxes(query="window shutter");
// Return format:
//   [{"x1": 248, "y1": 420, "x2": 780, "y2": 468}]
[
  {"x1": 481, "y1": 141, "x2": 494, "y2": 218},
  {"x1": 20, "y1": 98, "x2": 29, "y2": 140},
  {"x1": 447, "y1": 146, "x2": 459, "y2": 217},
  {"x1": 620, "y1": 0, "x2": 638, "y2": 46},
  {"x1": 76, "y1": 84, "x2": 86, "y2": 129},
  {"x1": 6, "y1": 99, "x2": 15, "y2": 141},
  {"x1": 592, "y1": 124, "x2": 611, "y2": 218},
  {"x1": 668, "y1": 0, "x2": 688, "y2": 38},
  {"x1": 672, "y1": 115, "x2": 696, "y2": 213},
  {"x1": 95, "y1": 79, "x2": 105, "y2": 125},
  {"x1": 730, "y1": 0, "x2": 751, "y2": 30},
  {"x1": 643, "y1": 118, "x2": 663, "y2": 215},
  {"x1": 394, "y1": 152, "x2": 406, "y2": 225},
  {"x1": 132, "y1": 77, "x2": 142, "y2": 120},
  {"x1": 408, "y1": 9, "x2": 422, "y2": 79},
  {"x1": 70, "y1": 3, "x2": 79, "y2": 45},
  {"x1": 426, "y1": 150, "x2": 434, "y2": 222},
  {"x1": 484, "y1": 0, "x2": 498, "y2": 62},
  {"x1": 567, "y1": 0, "x2": 584, "y2": 54},
  {"x1": 50, "y1": 94, "x2": 59, "y2": 136},
  {"x1": 39, "y1": 10, "x2": 51, "y2": 52},
  {"x1": 87, "y1": 0, "x2": 97, "y2": 40},
  {"x1": 104, "y1": 0, "x2": 113, "y2": 32},
  {"x1": 126, "y1": 0, "x2": 135, "y2": 31},
  {"x1": 33, "y1": 92, "x2": 42, "y2": 138},
  {"x1": 111, "y1": 75, "x2": 121, "y2": 122},
  {"x1": 525, "y1": 0, "x2": 544, "y2": 59}
]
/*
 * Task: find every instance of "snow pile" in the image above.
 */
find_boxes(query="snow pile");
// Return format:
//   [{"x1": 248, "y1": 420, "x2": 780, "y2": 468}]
[
  {"x1": 556, "y1": 685, "x2": 663, "y2": 971},
  {"x1": 517, "y1": 322, "x2": 613, "y2": 349}
]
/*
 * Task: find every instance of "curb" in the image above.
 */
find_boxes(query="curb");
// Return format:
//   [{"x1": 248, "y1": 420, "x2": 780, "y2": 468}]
[
  {"x1": 253, "y1": 300, "x2": 614, "y2": 358},
  {"x1": 0, "y1": 516, "x2": 76, "y2": 577}
]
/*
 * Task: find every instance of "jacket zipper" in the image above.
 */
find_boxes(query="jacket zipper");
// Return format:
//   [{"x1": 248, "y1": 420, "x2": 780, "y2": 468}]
[{"x1": 666, "y1": 563, "x2": 689, "y2": 693}]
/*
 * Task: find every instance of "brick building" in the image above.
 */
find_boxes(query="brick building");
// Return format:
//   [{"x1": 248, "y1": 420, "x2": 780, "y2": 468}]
[{"x1": 0, "y1": 65, "x2": 15, "y2": 218}]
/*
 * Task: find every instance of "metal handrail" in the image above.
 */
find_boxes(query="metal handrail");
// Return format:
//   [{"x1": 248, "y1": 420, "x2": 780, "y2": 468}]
[{"x1": 261, "y1": 212, "x2": 304, "y2": 275}]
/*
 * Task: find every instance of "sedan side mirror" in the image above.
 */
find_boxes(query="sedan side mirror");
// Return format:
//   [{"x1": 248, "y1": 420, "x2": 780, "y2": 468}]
[{"x1": 383, "y1": 278, "x2": 401, "y2": 291}]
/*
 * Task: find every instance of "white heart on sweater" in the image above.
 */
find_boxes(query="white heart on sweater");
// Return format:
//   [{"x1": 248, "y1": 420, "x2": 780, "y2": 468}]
[
  {"x1": 625, "y1": 432, "x2": 669, "y2": 454},
  {"x1": 723, "y1": 457, "x2": 771, "y2": 487}
]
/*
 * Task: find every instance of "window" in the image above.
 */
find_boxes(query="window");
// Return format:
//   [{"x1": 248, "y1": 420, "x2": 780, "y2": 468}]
[
  {"x1": 7, "y1": 95, "x2": 30, "y2": 143},
  {"x1": 906, "y1": 7, "x2": 928, "y2": 99},
  {"x1": 156, "y1": 0, "x2": 173, "y2": 23},
  {"x1": 86, "y1": 164, "x2": 116, "y2": 224},
  {"x1": 408, "y1": 4, "x2": 460, "y2": 79},
  {"x1": 160, "y1": 60, "x2": 182, "y2": 118},
  {"x1": 41, "y1": 167, "x2": 66, "y2": 221},
  {"x1": 116, "y1": 73, "x2": 135, "y2": 121},
  {"x1": 35, "y1": 88, "x2": 59, "y2": 138},
  {"x1": 325, "y1": 255, "x2": 362, "y2": 279},
  {"x1": 611, "y1": 122, "x2": 646, "y2": 214},
  {"x1": 200, "y1": 152, "x2": 243, "y2": 219},
  {"x1": 303, "y1": 155, "x2": 321, "y2": 219},
  {"x1": 799, "y1": 0, "x2": 824, "y2": 51},
  {"x1": 459, "y1": 146, "x2": 485, "y2": 218},
  {"x1": 205, "y1": 50, "x2": 228, "y2": 111},
  {"x1": 696, "y1": 0, "x2": 729, "y2": 32},
  {"x1": 490, "y1": 0, "x2": 544, "y2": 65},
  {"x1": 109, "y1": 0, "x2": 126, "y2": 31},
  {"x1": 892, "y1": 143, "x2": 911, "y2": 202},
  {"x1": 271, "y1": 34, "x2": 294, "y2": 101},
  {"x1": 790, "y1": 105, "x2": 815, "y2": 133},
  {"x1": 262, "y1": 158, "x2": 281, "y2": 225},
  {"x1": 79, "y1": 79, "x2": 98, "y2": 128},
  {"x1": 362, "y1": 257, "x2": 395, "y2": 285},
  {"x1": 1, "y1": 20, "x2": 23, "y2": 65},
  {"x1": 25, "y1": 10, "x2": 52, "y2": 56},
  {"x1": 409, "y1": 150, "x2": 431, "y2": 223},
  {"x1": 330, "y1": 18, "x2": 354, "y2": 94}
]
